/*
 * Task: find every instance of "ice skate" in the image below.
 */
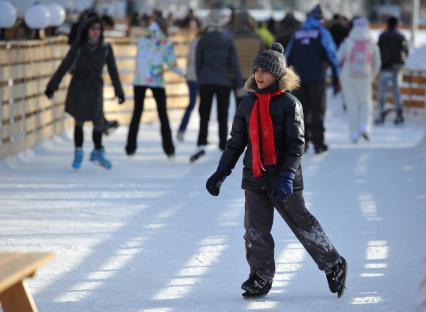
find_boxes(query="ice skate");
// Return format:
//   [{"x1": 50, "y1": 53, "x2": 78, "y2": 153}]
[
  {"x1": 241, "y1": 273, "x2": 272, "y2": 298},
  {"x1": 314, "y1": 144, "x2": 329, "y2": 154},
  {"x1": 374, "y1": 111, "x2": 387, "y2": 125},
  {"x1": 72, "y1": 148, "x2": 84, "y2": 169},
  {"x1": 394, "y1": 110, "x2": 404, "y2": 125},
  {"x1": 190, "y1": 146, "x2": 206, "y2": 163},
  {"x1": 103, "y1": 119, "x2": 119, "y2": 135},
  {"x1": 326, "y1": 257, "x2": 347, "y2": 298},
  {"x1": 90, "y1": 148, "x2": 112, "y2": 169}
]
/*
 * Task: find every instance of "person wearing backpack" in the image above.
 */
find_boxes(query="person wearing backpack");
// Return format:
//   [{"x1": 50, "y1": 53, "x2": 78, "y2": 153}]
[
  {"x1": 375, "y1": 16, "x2": 409, "y2": 125},
  {"x1": 337, "y1": 18, "x2": 381, "y2": 143}
]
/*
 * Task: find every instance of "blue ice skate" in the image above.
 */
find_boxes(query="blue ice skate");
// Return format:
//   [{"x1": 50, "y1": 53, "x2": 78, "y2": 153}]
[
  {"x1": 72, "y1": 148, "x2": 84, "y2": 169},
  {"x1": 90, "y1": 148, "x2": 112, "y2": 169}
]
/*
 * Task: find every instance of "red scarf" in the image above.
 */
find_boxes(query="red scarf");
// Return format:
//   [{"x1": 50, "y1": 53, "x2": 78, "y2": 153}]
[{"x1": 250, "y1": 90, "x2": 284, "y2": 177}]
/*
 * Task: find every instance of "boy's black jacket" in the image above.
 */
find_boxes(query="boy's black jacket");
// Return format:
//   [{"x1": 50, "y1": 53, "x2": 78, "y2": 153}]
[{"x1": 219, "y1": 68, "x2": 305, "y2": 192}]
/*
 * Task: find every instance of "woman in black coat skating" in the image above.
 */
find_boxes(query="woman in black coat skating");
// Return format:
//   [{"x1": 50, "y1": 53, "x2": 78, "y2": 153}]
[{"x1": 45, "y1": 16, "x2": 125, "y2": 169}]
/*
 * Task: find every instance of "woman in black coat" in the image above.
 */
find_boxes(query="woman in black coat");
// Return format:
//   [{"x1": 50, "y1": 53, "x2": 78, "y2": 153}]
[{"x1": 45, "y1": 16, "x2": 125, "y2": 169}]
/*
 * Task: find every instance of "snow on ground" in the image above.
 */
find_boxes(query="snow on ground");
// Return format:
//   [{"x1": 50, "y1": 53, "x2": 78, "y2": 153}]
[
  {"x1": 405, "y1": 44, "x2": 426, "y2": 70},
  {"x1": 0, "y1": 94, "x2": 425, "y2": 312}
]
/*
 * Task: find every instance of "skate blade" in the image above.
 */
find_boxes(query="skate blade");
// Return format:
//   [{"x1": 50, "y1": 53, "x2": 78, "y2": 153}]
[
  {"x1": 242, "y1": 291, "x2": 269, "y2": 299},
  {"x1": 337, "y1": 259, "x2": 348, "y2": 298},
  {"x1": 92, "y1": 160, "x2": 112, "y2": 170},
  {"x1": 189, "y1": 150, "x2": 205, "y2": 162}
]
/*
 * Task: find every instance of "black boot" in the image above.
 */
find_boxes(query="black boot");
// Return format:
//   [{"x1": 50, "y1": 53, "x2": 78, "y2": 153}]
[
  {"x1": 394, "y1": 110, "x2": 404, "y2": 125},
  {"x1": 103, "y1": 119, "x2": 119, "y2": 135},
  {"x1": 314, "y1": 144, "x2": 329, "y2": 155},
  {"x1": 374, "y1": 111, "x2": 387, "y2": 125},
  {"x1": 241, "y1": 273, "x2": 272, "y2": 298},
  {"x1": 326, "y1": 257, "x2": 347, "y2": 298}
]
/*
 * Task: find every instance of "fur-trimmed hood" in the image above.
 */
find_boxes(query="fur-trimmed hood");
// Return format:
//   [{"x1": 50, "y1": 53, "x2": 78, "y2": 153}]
[{"x1": 244, "y1": 66, "x2": 300, "y2": 92}]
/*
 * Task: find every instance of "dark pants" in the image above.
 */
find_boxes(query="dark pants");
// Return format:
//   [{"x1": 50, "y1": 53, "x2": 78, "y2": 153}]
[
  {"x1": 126, "y1": 85, "x2": 175, "y2": 156},
  {"x1": 178, "y1": 80, "x2": 198, "y2": 133},
  {"x1": 197, "y1": 84, "x2": 231, "y2": 150},
  {"x1": 244, "y1": 189, "x2": 341, "y2": 280},
  {"x1": 293, "y1": 81, "x2": 326, "y2": 149},
  {"x1": 74, "y1": 118, "x2": 104, "y2": 149}
]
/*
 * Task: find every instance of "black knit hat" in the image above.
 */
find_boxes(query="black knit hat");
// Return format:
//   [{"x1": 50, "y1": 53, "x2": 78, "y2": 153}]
[{"x1": 252, "y1": 43, "x2": 286, "y2": 78}]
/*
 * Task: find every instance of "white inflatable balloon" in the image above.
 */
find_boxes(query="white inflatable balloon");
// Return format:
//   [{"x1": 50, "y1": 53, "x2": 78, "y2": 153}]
[
  {"x1": 25, "y1": 3, "x2": 50, "y2": 29},
  {"x1": 0, "y1": 1, "x2": 17, "y2": 28},
  {"x1": 46, "y1": 3, "x2": 65, "y2": 27}
]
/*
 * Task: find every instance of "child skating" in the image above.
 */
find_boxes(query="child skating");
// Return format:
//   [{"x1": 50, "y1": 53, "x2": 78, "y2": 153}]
[{"x1": 206, "y1": 43, "x2": 347, "y2": 298}]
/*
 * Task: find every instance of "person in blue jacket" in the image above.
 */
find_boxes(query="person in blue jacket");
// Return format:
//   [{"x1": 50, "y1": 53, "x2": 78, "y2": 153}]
[{"x1": 286, "y1": 4, "x2": 340, "y2": 154}]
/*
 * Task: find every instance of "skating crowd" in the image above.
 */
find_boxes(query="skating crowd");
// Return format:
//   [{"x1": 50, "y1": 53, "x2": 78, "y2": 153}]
[{"x1": 44, "y1": 4, "x2": 410, "y2": 299}]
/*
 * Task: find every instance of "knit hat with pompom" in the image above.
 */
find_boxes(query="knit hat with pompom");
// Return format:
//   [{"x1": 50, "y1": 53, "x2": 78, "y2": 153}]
[{"x1": 252, "y1": 43, "x2": 287, "y2": 78}]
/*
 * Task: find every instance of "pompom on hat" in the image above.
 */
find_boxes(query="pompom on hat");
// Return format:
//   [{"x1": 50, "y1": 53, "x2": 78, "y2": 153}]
[
  {"x1": 252, "y1": 43, "x2": 287, "y2": 78},
  {"x1": 207, "y1": 9, "x2": 227, "y2": 29}
]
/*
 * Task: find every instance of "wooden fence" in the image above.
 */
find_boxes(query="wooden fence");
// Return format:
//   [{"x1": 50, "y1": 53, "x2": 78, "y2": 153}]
[
  {"x1": 372, "y1": 69, "x2": 426, "y2": 111},
  {"x1": 0, "y1": 38, "x2": 71, "y2": 159}
]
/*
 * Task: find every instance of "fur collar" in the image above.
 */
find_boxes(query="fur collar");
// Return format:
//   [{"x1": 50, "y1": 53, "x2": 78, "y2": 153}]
[{"x1": 244, "y1": 67, "x2": 300, "y2": 93}]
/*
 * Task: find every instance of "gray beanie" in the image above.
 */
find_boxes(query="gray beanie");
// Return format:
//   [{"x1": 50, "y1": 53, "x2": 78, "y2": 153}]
[{"x1": 252, "y1": 43, "x2": 286, "y2": 78}]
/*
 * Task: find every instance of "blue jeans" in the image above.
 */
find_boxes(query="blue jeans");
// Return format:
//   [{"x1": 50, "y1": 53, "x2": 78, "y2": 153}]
[
  {"x1": 178, "y1": 80, "x2": 198, "y2": 133},
  {"x1": 378, "y1": 66, "x2": 402, "y2": 113}
]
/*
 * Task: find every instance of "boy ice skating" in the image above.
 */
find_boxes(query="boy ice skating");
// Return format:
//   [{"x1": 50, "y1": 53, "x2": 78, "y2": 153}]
[{"x1": 206, "y1": 43, "x2": 347, "y2": 298}]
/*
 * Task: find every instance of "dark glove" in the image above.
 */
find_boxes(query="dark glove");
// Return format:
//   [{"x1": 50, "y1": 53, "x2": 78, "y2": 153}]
[
  {"x1": 118, "y1": 95, "x2": 125, "y2": 104},
  {"x1": 272, "y1": 171, "x2": 295, "y2": 201},
  {"x1": 45, "y1": 88, "x2": 54, "y2": 99},
  {"x1": 332, "y1": 79, "x2": 341, "y2": 96},
  {"x1": 206, "y1": 166, "x2": 231, "y2": 196}
]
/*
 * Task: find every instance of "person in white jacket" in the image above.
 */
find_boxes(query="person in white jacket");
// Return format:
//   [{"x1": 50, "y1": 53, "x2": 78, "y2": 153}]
[
  {"x1": 126, "y1": 19, "x2": 184, "y2": 157},
  {"x1": 337, "y1": 18, "x2": 381, "y2": 143}
]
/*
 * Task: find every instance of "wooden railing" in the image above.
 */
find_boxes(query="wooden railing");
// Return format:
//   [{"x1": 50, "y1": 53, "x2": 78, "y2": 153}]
[
  {"x1": 0, "y1": 38, "x2": 71, "y2": 159},
  {"x1": 372, "y1": 69, "x2": 426, "y2": 110}
]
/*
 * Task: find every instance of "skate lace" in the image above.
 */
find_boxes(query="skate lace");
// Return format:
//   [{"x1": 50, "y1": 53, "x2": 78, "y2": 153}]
[
  {"x1": 254, "y1": 279, "x2": 266, "y2": 289},
  {"x1": 332, "y1": 264, "x2": 346, "y2": 290}
]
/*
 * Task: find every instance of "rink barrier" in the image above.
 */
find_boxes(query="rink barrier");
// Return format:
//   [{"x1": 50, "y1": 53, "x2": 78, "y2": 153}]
[
  {"x1": 372, "y1": 69, "x2": 426, "y2": 111},
  {"x1": 0, "y1": 38, "x2": 72, "y2": 159},
  {"x1": 0, "y1": 33, "x2": 190, "y2": 159}
]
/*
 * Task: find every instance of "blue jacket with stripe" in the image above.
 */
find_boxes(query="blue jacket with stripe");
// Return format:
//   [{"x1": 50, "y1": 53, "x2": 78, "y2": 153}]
[{"x1": 285, "y1": 17, "x2": 339, "y2": 83}]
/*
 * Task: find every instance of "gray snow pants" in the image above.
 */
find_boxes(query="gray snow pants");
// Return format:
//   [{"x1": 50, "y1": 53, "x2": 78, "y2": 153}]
[{"x1": 244, "y1": 189, "x2": 341, "y2": 280}]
